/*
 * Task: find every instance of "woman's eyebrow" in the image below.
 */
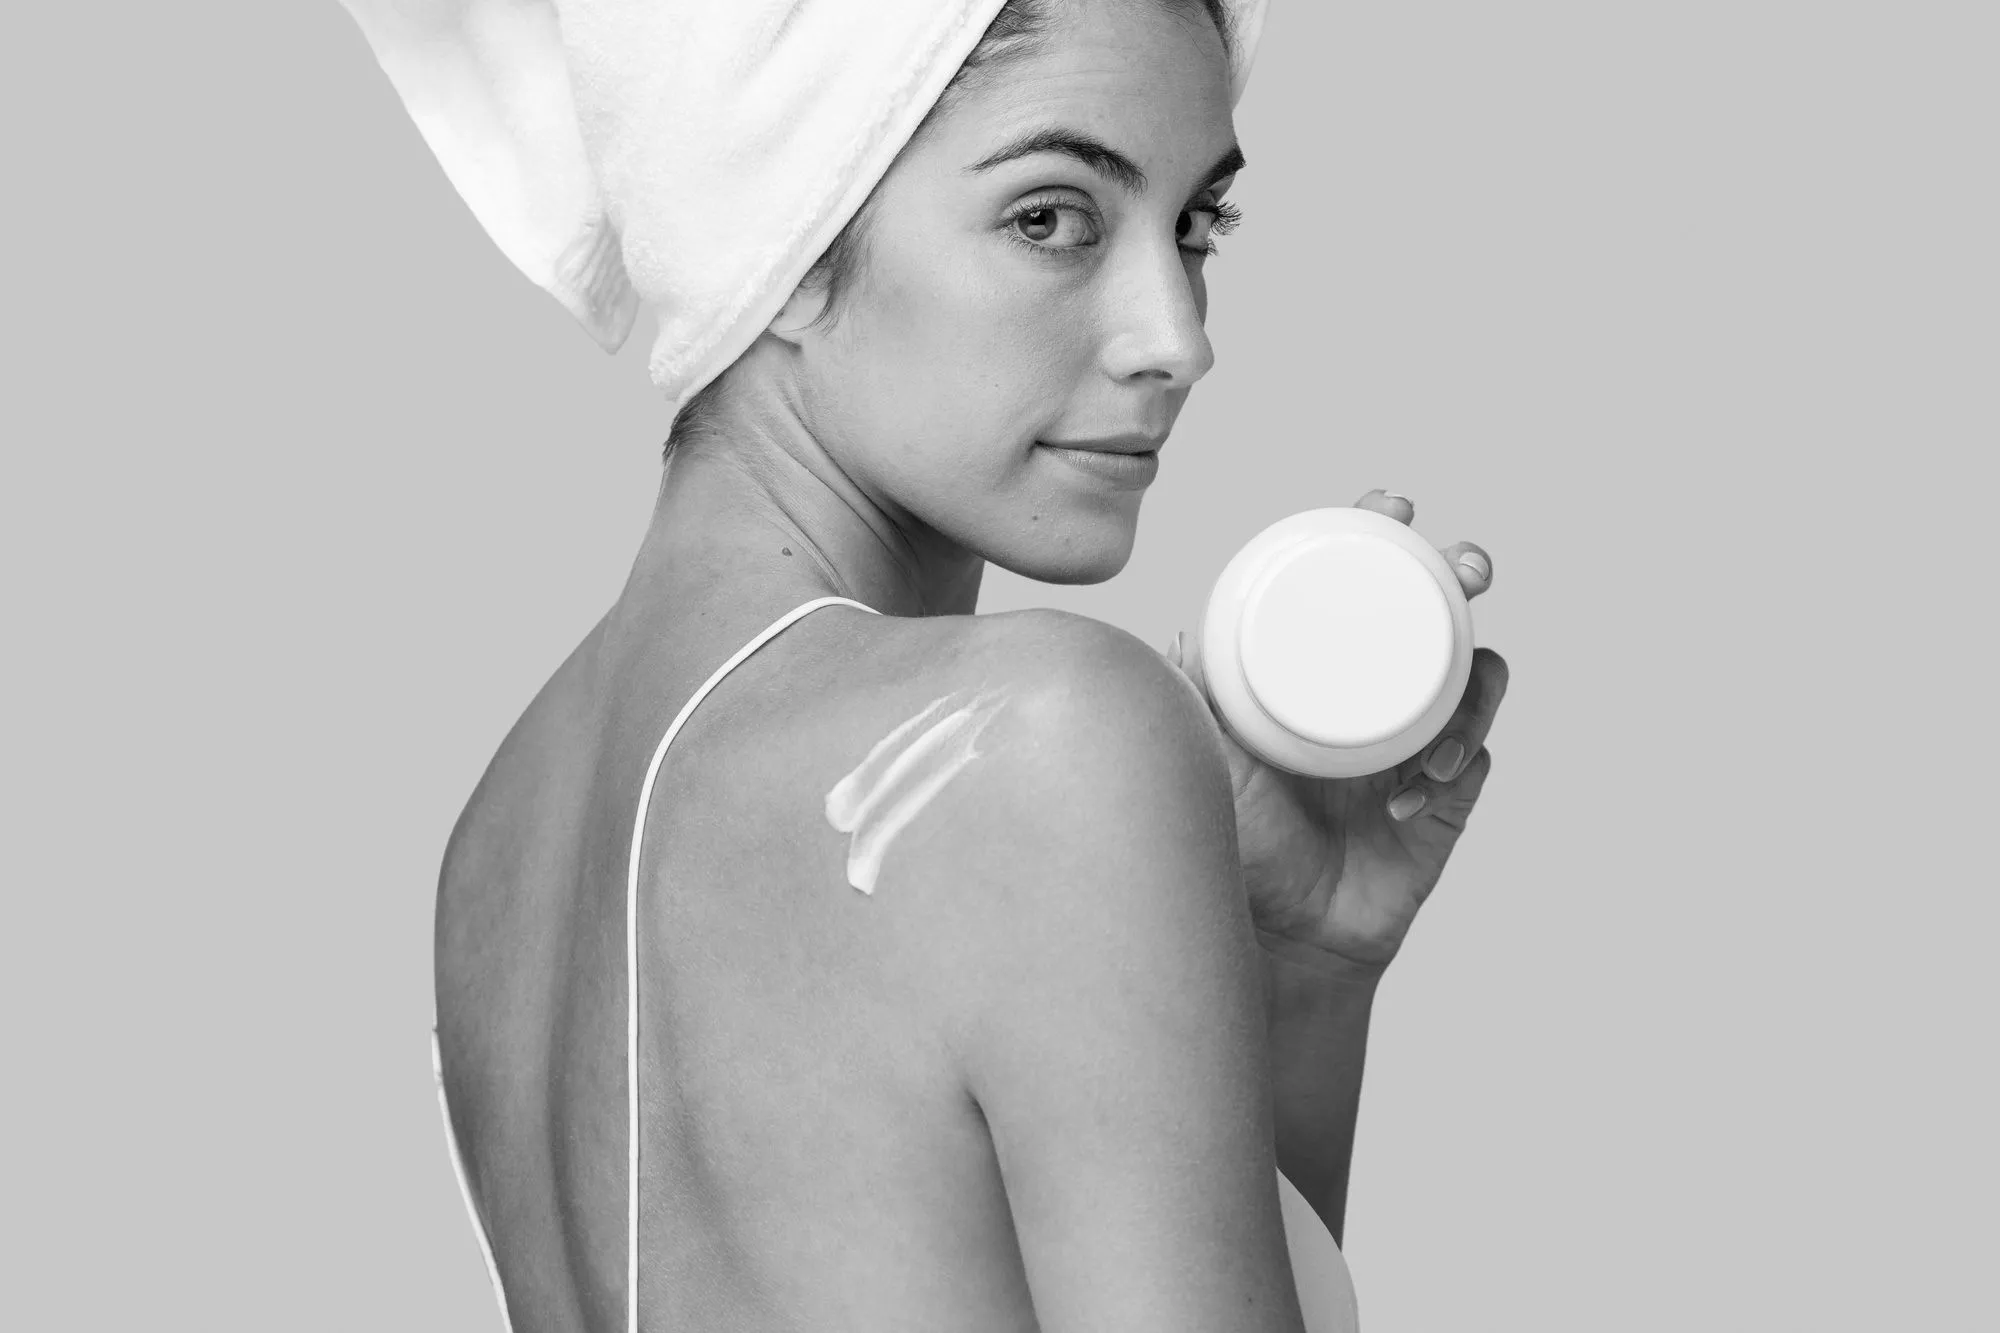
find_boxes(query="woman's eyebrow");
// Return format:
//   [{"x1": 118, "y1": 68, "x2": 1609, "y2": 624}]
[
  {"x1": 964, "y1": 126, "x2": 1246, "y2": 196},
  {"x1": 967, "y1": 127, "x2": 1147, "y2": 191},
  {"x1": 1204, "y1": 142, "x2": 1249, "y2": 187}
]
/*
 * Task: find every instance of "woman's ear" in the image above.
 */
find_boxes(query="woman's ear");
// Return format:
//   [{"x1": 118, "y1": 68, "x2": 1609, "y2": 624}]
[{"x1": 764, "y1": 279, "x2": 832, "y2": 345}]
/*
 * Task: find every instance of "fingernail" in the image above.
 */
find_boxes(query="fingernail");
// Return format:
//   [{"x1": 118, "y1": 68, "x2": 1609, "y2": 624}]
[
  {"x1": 1388, "y1": 788, "x2": 1427, "y2": 821},
  {"x1": 1383, "y1": 491, "x2": 1410, "y2": 504},
  {"x1": 1425, "y1": 736, "x2": 1466, "y2": 782},
  {"x1": 1168, "y1": 630, "x2": 1184, "y2": 667},
  {"x1": 1457, "y1": 551, "x2": 1490, "y2": 581}
]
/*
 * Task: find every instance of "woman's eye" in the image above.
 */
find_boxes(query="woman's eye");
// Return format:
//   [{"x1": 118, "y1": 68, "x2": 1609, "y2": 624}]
[
  {"x1": 1011, "y1": 204, "x2": 1096, "y2": 249},
  {"x1": 1177, "y1": 208, "x2": 1217, "y2": 252},
  {"x1": 1178, "y1": 199, "x2": 1243, "y2": 257}
]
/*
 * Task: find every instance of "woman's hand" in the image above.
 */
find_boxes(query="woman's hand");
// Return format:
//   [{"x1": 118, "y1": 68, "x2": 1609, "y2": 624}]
[{"x1": 1168, "y1": 490, "x2": 1509, "y2": 978}]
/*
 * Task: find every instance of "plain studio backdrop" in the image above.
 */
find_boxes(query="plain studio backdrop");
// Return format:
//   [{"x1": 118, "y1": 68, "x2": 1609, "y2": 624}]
[{"x1": 4, "y1": 1, "x2": 1992, "y2": 1327}]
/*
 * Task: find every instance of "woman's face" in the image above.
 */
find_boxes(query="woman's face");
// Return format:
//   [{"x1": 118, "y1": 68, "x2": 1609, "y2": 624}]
[{"x1": 783, "y1": 0, "x2": 1243, "y2": 585}]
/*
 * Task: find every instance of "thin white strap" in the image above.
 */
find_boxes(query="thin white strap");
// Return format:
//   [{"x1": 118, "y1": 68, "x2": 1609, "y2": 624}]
[
  {"x1": 623, "y1": 595, "x2": 878, "y2": 1333},
  {"x1": 433, "y1": 1028, "x2": 517, "y2": 1332}
]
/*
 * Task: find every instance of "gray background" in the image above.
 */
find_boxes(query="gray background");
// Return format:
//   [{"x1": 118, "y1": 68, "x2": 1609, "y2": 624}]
[{"x1": 6, "y1": 1, "x2": 1993, "y2": 1327}]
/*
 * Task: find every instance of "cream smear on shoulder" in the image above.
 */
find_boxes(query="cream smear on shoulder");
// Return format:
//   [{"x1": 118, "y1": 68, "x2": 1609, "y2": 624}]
[{"x1": 823, "y1": 688, "x2": 1010, "y2": 895}]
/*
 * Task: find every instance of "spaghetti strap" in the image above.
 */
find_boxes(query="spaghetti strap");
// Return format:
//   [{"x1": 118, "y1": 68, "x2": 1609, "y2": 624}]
[
  {"x1": 623, "y1": 595, "x2": 878, "y2": 1333},
  {"x1": 433, "y1": 1027, "x2": 516, "y2": 1331}
]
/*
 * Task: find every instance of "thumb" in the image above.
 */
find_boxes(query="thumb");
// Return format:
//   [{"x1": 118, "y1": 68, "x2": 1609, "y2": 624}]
[{"x1": 1163, "y1": 628, "x2": 1209, "y2": 700}]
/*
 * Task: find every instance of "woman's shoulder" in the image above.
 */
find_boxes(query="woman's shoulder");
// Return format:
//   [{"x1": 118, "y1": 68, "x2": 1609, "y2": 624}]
[
  {"x1": 677, "y1": 602, "x2": 1236, "y2": 906},
  {"x1": 826, "y1": 603, "x2": 1239, "y2": 898},
  {"x1": 826, "y1": 606, "x2": 1223, "y2": 785},
  {"x1": 869, "y1": 605, "x2": 1198, "y2": 713}
]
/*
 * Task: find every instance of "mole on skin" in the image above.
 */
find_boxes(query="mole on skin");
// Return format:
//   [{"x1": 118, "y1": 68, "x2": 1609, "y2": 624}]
[{"x1": 823, "y1": 688, "x2": 1010, "y2": 895}]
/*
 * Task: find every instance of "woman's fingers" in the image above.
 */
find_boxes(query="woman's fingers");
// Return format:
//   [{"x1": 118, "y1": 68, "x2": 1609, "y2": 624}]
[
  {"x1": 1163, "y1": 629, "x2": 1209, "y2": 701},
  {"x1": 1436, "y1": 540, "x2": 1494, "y2": 600},
  {"x1": 1416, "y1": 647, "x2": 1509, "y2": 782},
  {"x1": 1435, "y1": 744, "x2": 1494, "y2": 815},
  {"x1": 1385, "y1": 649, "x2": 1509, "y2": 819},
  {"x1": 1385, "y1": 744, "x2": 1494, "y2": 825},
  {"x1": 1352, "y1": 488, "x2": 1415, "y2": 524},
  {"x1": 1351, "y1": 492, "x2": 1493, "y2": 600}
]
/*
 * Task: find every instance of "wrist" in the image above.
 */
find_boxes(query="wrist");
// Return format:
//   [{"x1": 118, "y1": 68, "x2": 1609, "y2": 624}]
[{"x1": 1254, "y1": 927, "x2": 1390, "y2": 989}]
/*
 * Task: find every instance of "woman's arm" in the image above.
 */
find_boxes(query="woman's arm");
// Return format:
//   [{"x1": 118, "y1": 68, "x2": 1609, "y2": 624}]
[
  {"x1": 1257, "y1": 934, "x2": 1381, "y2": 1247},
  {"x1": 915, "y1": 614, "x2": 1309, "y2": 1332}
]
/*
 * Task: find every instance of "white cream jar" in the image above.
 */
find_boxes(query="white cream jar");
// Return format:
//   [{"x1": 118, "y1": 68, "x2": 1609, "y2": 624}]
[{"x1": 1195, "y1": 507, "x2": 1474, "y2": 780}]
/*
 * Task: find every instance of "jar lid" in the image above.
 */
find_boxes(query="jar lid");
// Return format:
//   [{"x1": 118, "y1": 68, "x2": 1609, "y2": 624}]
[{"x1": 1239, "y1": 534, "x2": 1456, "y2": 748}]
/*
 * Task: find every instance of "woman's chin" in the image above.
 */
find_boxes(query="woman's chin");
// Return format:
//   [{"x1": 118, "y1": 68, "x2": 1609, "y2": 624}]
[{"x1": 992, "y1": 521, "x2": 1139, "y2": 586}]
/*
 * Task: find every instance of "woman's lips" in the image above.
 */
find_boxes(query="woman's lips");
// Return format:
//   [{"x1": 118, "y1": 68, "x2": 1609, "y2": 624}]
[{"x1": 1035, "y1": 442, "x2": 1161, "y2": 490}]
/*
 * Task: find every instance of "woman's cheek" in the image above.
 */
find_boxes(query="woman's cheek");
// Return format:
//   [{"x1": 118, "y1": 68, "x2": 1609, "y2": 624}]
[
  {"x1": 902, "y1": 296, "x2": 1045, "y2": 420},
  {"x1": 869, "y1": 234, "x2": 1095, "y2": 440}
]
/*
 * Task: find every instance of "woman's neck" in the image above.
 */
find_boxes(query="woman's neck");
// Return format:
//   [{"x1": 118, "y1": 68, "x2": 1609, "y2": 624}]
[{"x1": 622, "y1": 409, "x2": 985, "y2": 622}]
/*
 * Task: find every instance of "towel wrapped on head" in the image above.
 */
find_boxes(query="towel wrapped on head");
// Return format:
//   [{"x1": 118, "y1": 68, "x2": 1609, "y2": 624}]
[{"x1": 338, "y1": 0, "x2": 1268, "y2": 416}]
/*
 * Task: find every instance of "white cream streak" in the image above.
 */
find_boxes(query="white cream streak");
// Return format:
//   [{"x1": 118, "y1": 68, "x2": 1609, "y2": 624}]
[{"x1": 823, "y1": 689, "x2": 1009, "y2": 895}]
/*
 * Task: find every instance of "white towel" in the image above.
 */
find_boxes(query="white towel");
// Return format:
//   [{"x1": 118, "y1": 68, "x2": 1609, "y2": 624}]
[{"x1": 336, "y1": 0, "x2": 1269, "y2": 414}]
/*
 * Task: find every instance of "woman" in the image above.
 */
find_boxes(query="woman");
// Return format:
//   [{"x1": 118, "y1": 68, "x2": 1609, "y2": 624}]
[{"x1": 378, "y1": 0, "x2": 1509, "y2": 1327}]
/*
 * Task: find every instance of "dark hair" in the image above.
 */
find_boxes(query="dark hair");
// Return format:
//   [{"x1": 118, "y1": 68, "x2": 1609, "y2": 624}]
[{"x1": 662, "y1": 0, "x2": 1234, "y2": 462}]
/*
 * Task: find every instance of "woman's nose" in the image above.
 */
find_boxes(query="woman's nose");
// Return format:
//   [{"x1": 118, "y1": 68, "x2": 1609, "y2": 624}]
[{"x1": 1099, "y1": 245, "x2": 1215, "y2": 389}]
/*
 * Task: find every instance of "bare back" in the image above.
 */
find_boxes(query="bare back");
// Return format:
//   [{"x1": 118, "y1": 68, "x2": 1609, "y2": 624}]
[{"x1": 433, "y1": 593, "x2": 1053, "y2": 1332}]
